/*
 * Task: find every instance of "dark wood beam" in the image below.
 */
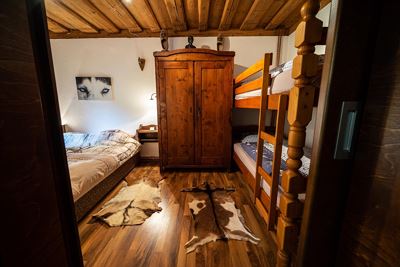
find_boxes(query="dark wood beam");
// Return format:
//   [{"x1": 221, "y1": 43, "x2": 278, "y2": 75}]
[{"x1": 49, "y1": 28, "x2": 288, "y2": 39}]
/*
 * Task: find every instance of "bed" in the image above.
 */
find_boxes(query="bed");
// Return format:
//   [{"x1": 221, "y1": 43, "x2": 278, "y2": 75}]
[
  {"x1": 234, "y1": 55, "x2": 324, "y2": 105},
  {"x1": 64, "y1": 130, "x2": 141, "y2": 221},
  {"x1": 233, "y1": 135, "x2": 312, "y2": 205},
  {"x1": 232, "y1": 1, "x2": 326, "y2": 265}
]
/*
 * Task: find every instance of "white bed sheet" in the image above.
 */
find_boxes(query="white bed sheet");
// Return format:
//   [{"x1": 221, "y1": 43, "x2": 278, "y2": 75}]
[
  {"x1": 235, "y1": 66, "x2": 294, "y2": 100},
  {"x1": 233, "y1": 143, "x2": 305, "y2": 203}
]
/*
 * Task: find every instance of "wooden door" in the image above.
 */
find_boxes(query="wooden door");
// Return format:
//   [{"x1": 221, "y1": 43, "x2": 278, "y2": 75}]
[
  {"x1": 335, "y1": 1, "x2": 400, "y2": 265},
  {"x1": 158, "y1": 61, "x2": 195, "y2": 167},
  {"x1": 194, "y1": 61, "x2": 232, "y2": 167}
]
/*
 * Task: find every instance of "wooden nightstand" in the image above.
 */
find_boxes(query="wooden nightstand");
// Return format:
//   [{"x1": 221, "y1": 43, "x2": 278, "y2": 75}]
[{"x1": 136, "y1": 124, "x2": 159, "y2": 161}]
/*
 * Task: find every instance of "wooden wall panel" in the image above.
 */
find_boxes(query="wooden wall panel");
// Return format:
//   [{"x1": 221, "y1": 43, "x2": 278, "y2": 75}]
[
  {"x1": 0, "y1": 0, "x2": 82, "y2": 266},
  {"x1": 336, "y1": 1, "x2": 400, "y2": 266},
  {"x1": 296, "y1": 0, "x2": 390, "y2": 266}
]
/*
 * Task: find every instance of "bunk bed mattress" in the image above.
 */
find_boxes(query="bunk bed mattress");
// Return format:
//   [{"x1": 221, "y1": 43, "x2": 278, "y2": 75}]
[
  {"x1": 235, "y1": 68, "x2": 294, "y2": 99},
  {"x1": 235, "y1": 55, "x2": 324, "y2": 100},
  {"x1": 234, "y1": 142, "x2": 308, "y2": 201},
  {"x1": 64, "y1": 130, "x2": 141, "y2": 201}
]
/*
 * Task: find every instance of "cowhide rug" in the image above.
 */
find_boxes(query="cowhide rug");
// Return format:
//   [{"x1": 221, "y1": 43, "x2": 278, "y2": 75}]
[
  {"x1": 93, "y1": 179, "x2": 162, "y2": 227},
  {"x1": 183, "y1": 182, "x2": 260, "y2": 253}
]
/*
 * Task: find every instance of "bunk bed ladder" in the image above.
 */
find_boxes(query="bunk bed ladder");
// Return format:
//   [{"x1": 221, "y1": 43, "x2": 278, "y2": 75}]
[{"x1": 254, "y1": 53, "x2": 288, "y2": 231}]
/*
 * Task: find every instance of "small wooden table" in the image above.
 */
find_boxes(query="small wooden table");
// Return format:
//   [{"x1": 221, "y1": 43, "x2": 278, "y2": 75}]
[{"x1": 136, "y1": 124, "x2": 159, "y2": 161}]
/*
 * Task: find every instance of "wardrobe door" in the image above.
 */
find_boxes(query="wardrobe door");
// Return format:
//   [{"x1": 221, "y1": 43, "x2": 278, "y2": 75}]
[
  {"x1": 194, "y1": 61, "x2": 232, "y2": 167},
  {"x1": 158, "y1": 61, "x2": 195, "y2": 167}
]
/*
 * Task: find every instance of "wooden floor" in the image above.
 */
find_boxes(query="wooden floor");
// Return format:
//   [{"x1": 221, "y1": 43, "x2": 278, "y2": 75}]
[{"x1": 78, "y1": 163, "x2": 277, "y2": 267}]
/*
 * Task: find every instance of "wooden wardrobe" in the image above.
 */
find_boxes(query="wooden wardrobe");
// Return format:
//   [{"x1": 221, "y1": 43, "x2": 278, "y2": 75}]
[{"x1": 154, "y1": 49, "x2": 235, "y2": 170}]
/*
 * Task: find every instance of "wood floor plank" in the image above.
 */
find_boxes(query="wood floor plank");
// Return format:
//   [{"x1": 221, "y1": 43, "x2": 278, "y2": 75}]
[{"x1": 78, "y1": 163, "x2": 277, "y2": 267}]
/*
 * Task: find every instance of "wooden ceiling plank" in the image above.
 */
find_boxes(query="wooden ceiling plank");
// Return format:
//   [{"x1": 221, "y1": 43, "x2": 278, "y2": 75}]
[
  {"x1": 240, "y1": 0, "x2": 275, "y2": 30},
  {"x1": 163, "y1": 0, "x2": 187, "y2": 31},
  {"x1": 47, "y1": 17, "x2": 69, "y2": 33},
  {"x1": 257, "y1": 0, "x2": 286, "y2": 28},
  {"x1": 208, "y1": 0, "x2": 225, "y2": 29},
  {"x1": 198, "y1": 0, "x2": 211, "y2": 31},
  {"x1": 240, "y1": 0, "x2": 267, "y2": 30},
  {"x1": 123, "y1": 0, "x2": 161, "y2": 32},
  {"x1": 148, "y1": 0, "x2": 173, "y2": 30},
  {"x1": 60, "y1": 0, "x2": 119, "y2": 33},
  {"x1": 230, "y1": 0, "x2": 254, "y2": 29},
  {"x1": 89, "y1": 0, "x2": 142, "y2": 32},
  {"x1": 184, "y1": 0, "x2": 199, "y2": 29},
  {"x1": 47, "y1": 12, "x2": 76, "y2": 29},
  {"x1": 265, "y1": 0, "x2": 305, "y2": 30},
  {"x1": 49, "y1": 28, "x2": 288, "y2": 39},
  {"x1": 219, "y1": 0, "x2": 241, "y2": 30},
  {"x1": 45, "y1": 0, "x2": 97, "y2": 33}
]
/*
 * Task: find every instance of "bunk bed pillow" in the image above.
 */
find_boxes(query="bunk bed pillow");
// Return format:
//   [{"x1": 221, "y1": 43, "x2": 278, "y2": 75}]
[
  {"x1": 81, "y1": 130, "x2": 141, "y2": 162},
  {"x1": 241, "y1": 134, "x2": 258, "y2": 144},
  {"x1": 63, "y1": 132, "x2": 88, "y2": 149}
]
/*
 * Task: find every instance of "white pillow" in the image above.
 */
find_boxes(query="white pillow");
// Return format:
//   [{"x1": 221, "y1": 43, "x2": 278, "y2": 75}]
[{"x1": 241, "y1": 134, "x2": 258, "y2": 143}]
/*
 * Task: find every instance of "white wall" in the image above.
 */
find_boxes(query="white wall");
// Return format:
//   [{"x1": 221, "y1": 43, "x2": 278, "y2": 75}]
[{"x1": 51, "y1": 36, "x2": 279, "y2": 134}]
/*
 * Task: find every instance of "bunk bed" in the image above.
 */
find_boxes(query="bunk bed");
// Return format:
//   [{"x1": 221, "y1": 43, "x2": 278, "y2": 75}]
[{"x1": 232, "y1": 1, "x2": 326, "y2": 266}]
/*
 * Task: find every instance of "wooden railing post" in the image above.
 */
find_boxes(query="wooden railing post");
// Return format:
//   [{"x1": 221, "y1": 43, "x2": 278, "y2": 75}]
[{"x1": 276, "y1": 0, "x2": 322, "y2": 266}]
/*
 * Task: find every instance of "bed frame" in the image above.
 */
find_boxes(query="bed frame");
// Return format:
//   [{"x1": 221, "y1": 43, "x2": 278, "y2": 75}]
[
  {"x1": 233, "y1": 1, "x2": 325, "y2": 266},
  {"x1": 74, "y1": 153, "x2": 139, "y2": 221}
]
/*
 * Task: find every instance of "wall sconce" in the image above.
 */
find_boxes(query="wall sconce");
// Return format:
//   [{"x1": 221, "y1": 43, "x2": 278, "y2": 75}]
[
  {"x1": 150, "y1": 93, "x2": 157, "y2": 100},
  {"x1": 138, "y1": 57, "x2": 145, "y2": 71}
]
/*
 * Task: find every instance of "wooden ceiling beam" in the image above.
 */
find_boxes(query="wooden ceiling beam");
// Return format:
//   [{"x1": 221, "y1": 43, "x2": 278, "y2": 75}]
[
  {"x1": 164, "y1": 0, "x2": 187, "y2": 31},
  {"x1": 59, "y1": 0, "x2": 119, "y2": 33},
  {"x1": 147, "y1": 0, "x2": 173, "y2": 29},
  {"x1": 89, "y1": 0, "x2": 142, "y2": 33},
  {"x1": 219, "y1": 0, "x2": 240, "y2": 30},
  {"x1": 123, "y1": 0, "x2": 161, "y2": 32},
  {"x1": 265, "y1": 0, "x2": 305, "y2": 30},
  {"x1": 184, "y1": 0, "x2": 199, "y2": 29},
  {"x1": 45, "y1": 0, "x2": 97, "y2": 33},
  {"x1": 49, "y1": 28, "x2": 288, "y2": 39},
  {"x1": 208, "y1": 0, "x2": 225, "y2": 28},
  {"x1": 198, "y1": 0, "x2": 211, "y2": 31},
  {"x1": 240, "y1": 0, "x2": 274, "y2": 30},
  {"x1": 47, "y1": 17, "x2": 69, "y2": 33}
]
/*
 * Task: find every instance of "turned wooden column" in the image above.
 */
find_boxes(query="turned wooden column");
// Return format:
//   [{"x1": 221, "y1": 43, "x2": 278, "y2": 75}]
[{"x1": 276, "y1": 1, "x2": 322, "y2": 266}]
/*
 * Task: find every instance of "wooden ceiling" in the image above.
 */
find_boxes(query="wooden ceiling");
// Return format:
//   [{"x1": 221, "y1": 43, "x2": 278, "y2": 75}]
[{"x1": 46, "y1": 0, "x2": 330, "y2": 39}]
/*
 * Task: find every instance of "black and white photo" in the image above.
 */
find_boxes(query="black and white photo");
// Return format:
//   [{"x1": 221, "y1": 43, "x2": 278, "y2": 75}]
[{"x1": 76, "y1": 77, "x2": 112, "y2": 100}]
